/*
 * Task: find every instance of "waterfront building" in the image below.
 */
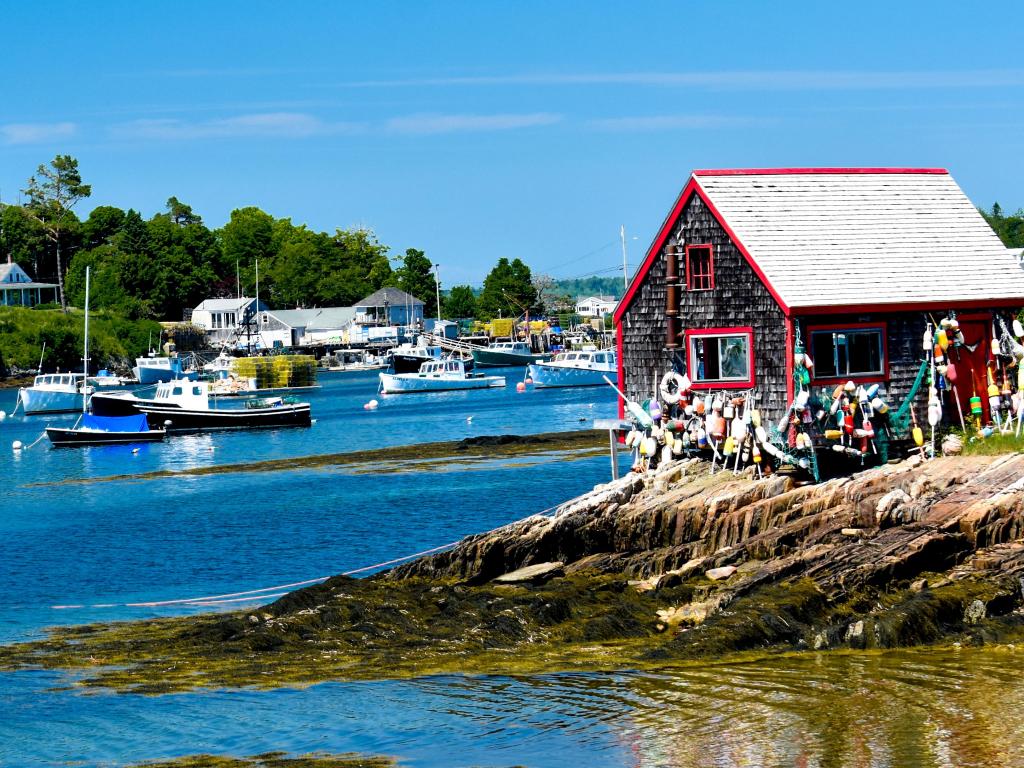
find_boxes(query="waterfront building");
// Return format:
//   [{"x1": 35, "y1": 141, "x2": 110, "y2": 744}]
[
  {"x1": 0, "y1": 260, "x2": 58, "y2": 307},
  {"x1": 615, "y1": 167, "x2": 1024, "y2": 424},
  {"x1": 191, "y1": 297, "x2": 269, "y2": 347},
  {"x1": 575, "y1": 295, "x2": 617, "y2": 318}
]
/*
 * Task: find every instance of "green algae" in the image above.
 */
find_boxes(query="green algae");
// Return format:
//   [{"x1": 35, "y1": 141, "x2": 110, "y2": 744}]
[
  {"x1": 130, "y1": 753, "x2": 395, "y2": 768},
  {"x1": 4, "y1": 569, "x2": 1024, "y2": 695},
  {"x1": 28, "y1": 431, "x2": 611, "y2": 487}
]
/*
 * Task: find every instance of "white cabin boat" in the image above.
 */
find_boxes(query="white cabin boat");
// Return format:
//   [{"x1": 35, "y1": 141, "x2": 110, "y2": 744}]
[
  {"x1": 18, "y1": 373, "x2": 91, "y2": 414},
  {"x1": 379, "y1": 359, "x2": 505, "y2": 394},
  {"x1": 526, "y1": 349, "x2": 617, "y2": 388}
]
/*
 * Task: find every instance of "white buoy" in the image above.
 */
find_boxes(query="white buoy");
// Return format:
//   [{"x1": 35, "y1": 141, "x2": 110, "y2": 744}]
[
  {"x1": 12, "y1": 440, "x2": 23, "y2": 451},
  {"x1": 467, "y1": 416, "x2": 473, "y2": 422},
  {"x1": 365, "y1": 399, "x2": 379, "y2": 410},
  {"x1": 132, "y1": 448, "x2": 140, "y2": 454},
  {"x1": 0, "y1": 410, "x2": 6, "y2": 422}
]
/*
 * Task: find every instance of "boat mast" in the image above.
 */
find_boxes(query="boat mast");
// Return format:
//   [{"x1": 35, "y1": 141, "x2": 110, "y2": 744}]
[
  {"x1": 82, "y1": 265, "x2": 90, "y2": 413},
  {"x1": 620, "y1": 225, "x2": 629, "y2": 291}
]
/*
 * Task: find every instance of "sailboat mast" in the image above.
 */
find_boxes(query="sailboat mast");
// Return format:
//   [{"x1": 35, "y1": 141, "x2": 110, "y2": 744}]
[{"x1": 82, "y1": 266, "x2": 90, "y2": 413}]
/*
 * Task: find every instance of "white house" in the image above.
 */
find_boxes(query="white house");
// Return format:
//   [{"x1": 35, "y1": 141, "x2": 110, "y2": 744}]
[
  {"x1": 575, "y1": 295, "x2": 617, "y2": 318},
  {"x1": 0, "y1": 261, "x2": 58, "y2": 307},
  {"x1": 263, "y1": 307, "x2": 356, "y2": 347},
  {"x1": 191, "y1": 297, "x2": 269, "y2": 347}
]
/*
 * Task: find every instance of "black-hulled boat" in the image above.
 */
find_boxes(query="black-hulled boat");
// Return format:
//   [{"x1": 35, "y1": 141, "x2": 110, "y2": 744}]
[
  {"x1": 46, "y1": 413, "x2": 166, "y2": 447},
  {"x1": 125, "y1": 380, "x2": 311, "y2": 431}
]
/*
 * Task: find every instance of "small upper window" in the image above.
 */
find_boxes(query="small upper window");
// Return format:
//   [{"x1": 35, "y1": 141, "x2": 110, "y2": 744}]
[
  {"x1": 686, "y1": 245, "x2": 714, "y2": 291},
  {"x1": 810, "y1": 327, "x2": 885, "y2": 379}
]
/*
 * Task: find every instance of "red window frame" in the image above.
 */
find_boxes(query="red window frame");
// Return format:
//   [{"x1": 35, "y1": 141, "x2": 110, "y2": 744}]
[
  {"x1": 806, "y1": 321, "x2": 889, "y2": 385},
  {"x1": 684, "y1": 326, "x2": 755, "y2": 390},
  {"x1": 685, "y1": 244, "x2": 715, "y2": 291}
]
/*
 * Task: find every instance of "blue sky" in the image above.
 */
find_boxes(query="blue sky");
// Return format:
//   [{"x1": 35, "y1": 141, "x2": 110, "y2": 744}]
[{"x1": 2, "y1": 1, "x2": 1023, "y2": 285}]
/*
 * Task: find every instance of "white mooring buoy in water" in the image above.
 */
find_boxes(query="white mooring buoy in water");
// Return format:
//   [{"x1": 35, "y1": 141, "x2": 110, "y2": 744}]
[
  {"x1": 0, "y1": 410, "x2": 6, "y2": 422},
  {"x1": 12, "y1": 440, "x2": 23, "y2": 451}
]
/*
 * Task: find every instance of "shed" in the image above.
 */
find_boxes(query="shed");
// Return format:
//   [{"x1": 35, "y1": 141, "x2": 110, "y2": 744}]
[{"x1": 615, "y1": 168, "x2": 1024, "y2": 426}]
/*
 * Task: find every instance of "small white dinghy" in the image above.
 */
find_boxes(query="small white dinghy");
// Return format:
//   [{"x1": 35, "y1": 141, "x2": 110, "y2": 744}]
[{"x1": 379, "y1": 358, "x2": 505, "y2": 394}]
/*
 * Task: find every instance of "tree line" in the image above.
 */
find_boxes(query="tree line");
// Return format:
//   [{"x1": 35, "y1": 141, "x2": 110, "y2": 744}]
[{"x1": 1, "y1": 155, "x2": 548, "y2": 323}]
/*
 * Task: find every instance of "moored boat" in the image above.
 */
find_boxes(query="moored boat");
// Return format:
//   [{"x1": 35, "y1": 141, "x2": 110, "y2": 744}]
[
  {"x1": 18, "y1": 373, "x2": 91, "y2": 414},
  {"x1": 46, "y1": 413, "x2": 166, "y2": 447},
  {"x1": 526, "y1": 349, "x2": 617, "y2": 388},
  {"x1": 133, "y1": 352, "x2": 198, "y2": 384},
  {"x1": 471, "y1": 341, "x2": 548, "y2": 368},
  {"x1": 389, "y1": 339, "x2": 473, "y2": 373},
  {"x1": 379, "y1": 359, "x2": 505, "y2": 394},
  {"x1": 134, "y1": 380, "x2": 311, "y2": 431}
]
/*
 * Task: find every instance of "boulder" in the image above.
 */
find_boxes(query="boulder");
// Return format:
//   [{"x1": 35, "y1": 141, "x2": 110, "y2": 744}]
[
  {"x1": 492, "y1": 561, "x2": 565, "y2": 585},
  {"x1": 706, "y1": 565, "x2": 737, "y2": 581}
]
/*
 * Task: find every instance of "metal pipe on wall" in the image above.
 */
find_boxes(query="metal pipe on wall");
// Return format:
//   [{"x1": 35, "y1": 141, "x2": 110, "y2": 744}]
[{"x1": 665, "y1": 243, "x2": 680, "y2": 349}]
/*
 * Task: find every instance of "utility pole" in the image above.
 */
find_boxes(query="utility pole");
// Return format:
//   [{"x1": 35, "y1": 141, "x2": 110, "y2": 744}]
[
  {"x1": 433, "y1": 263, "x2": 442, "y2": 323},
  {"x1": 620, "y1": 225, "x2": 629, "y2": 291}
]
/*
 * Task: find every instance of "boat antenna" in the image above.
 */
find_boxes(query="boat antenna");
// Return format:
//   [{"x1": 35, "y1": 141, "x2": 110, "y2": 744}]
[
  {"x1": 37, "y1": 340, "x2": 46, "y2": 375},
  {"x1": 236, "y1": 258, "x2": 240, "y2": 301},
  {"x1": 82, "y1": 265, "x2": 90, "y2": 413},
  {"x1": 255, "y1": 258, "x2": 260, "y2": 351}
]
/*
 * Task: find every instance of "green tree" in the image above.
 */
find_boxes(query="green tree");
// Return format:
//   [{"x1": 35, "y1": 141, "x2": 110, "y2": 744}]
[
  {"x1": 477, "y1": 257, "x2": 538, "y2": 320},
  {"x1": 80, "y1": 206, "x2": 127, "y2": 250},
  {"x1": 395, "y1": 248, "x2": 438, "y2": 318},
  {"x1": 22, "y1": 155, "x2": 92, "y2": 311},
  {"x1": 981, "y1": 203, "x2": 1024, "y2": 248},
  {"x1": 444, "y1": 284, "x2": 477, "y2": 319},
  {"x1": 220, "y1": 206, "x2": 275, "y2": 286},
  {"x1": 0, "y1": 204, "x2": 48, "y2": 275}
]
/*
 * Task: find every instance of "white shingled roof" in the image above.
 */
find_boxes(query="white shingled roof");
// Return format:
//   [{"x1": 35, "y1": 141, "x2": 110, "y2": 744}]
[{"x1": 693, "y1": 169, "x2": 1024, "y2": 309}]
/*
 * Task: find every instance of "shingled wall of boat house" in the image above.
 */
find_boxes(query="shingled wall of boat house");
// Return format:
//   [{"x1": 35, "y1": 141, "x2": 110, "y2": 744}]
[{"x1": 621, "y1": 193, "x2": 790, "y2": 420}]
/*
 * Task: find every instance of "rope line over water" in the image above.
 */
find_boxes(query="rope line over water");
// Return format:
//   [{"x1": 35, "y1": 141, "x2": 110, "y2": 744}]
[{"x1": 51, "y1": 502, "x2": 564, "y2": 612}]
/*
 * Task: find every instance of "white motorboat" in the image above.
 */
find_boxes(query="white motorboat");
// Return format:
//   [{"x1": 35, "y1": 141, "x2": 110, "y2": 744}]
[
  {"x1": 526, "y1": 349, "x2": 617, "y2": 388},
  {"x1": 379, "y1": 359, "x2": 505, "y2": 394},
  {"x1": 18, "y1": 373, "x2": 91, "y2": 414}
]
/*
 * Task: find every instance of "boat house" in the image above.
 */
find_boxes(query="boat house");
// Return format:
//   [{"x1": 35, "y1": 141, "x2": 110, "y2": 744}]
[
  {"x1": 0, "y1": 260, "x2": 58, "y2": 307},
  {"x1": 349, "y1": 287, "x2": 425, "y2": 345},
  {"x1": 615, "y1": 167, "x2": 1024, "y2": 424}
]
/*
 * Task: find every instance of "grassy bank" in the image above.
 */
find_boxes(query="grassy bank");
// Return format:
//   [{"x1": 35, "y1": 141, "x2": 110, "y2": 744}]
[{"x1": 0, "y1": 305, "x2": 162, "y2": 376}]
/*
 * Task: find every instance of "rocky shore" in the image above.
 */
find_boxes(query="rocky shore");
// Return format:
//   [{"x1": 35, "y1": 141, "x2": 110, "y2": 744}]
[{"x1": 4, "y1": 452, "x2": 1024, "y2": 693}]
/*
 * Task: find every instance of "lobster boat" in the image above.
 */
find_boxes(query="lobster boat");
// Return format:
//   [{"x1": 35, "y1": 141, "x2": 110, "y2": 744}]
[
  {"x1": 379, "y1": 359, "x2": 505, "y2": 394},
  {"x1": 526, "y1": 349, "x2": 617, "y2": 388},
  {"x1": 46, "y1": 413, "x2": 166, "y2": 447}
]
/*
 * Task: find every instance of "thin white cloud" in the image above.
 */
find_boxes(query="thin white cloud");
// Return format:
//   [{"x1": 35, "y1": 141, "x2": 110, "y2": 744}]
[
  {"x1": 335, "y1": 69, "x2": 1024, "y2": 91},
  {"x1": 0, "y1": 122, "x2": 76, "y2": 145},
  {"x1": 385, "y1": 112, "x2": 562, "y2": 135},
  {"x1": 588, "y1": 114, "x2": 765, "y2": 132},
  {"x1": 110, "y1": 112, "x2": 365, "y2": 140}
]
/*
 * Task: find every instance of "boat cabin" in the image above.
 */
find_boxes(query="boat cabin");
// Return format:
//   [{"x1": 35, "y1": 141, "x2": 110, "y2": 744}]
[
  {"x1": 153, "y1": 380, "x2": 210, "y2": 408},
  {"x1": 615, "y1": 168, "x2": 1024, "y2": 425},
  {"x1": 549, "y1": 349, "x2": 616, "y2": 369},
  {"x1": 416, "y1": 359, "x2": 468, "y2": 378},
  {"x1": 491, "y1": 342, "x2": 532, "y2": 354},
  {"x1": 32, "y1": 373, "x2": 87, "y2": 389}
]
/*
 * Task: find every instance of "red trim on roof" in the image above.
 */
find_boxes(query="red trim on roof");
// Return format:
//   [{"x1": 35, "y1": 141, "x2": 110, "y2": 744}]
[
  {"x1": 616, "y1": 330, "x2": 625, "y2": 417},
  {"x1": 692, "y1": 167, "x2": 949, "y2": 176},
  {"x1": 794, "y1": 300, "x2": 1024, "y2": 315},
  {"x1": 613, "y1": 176, "x2": 791, "y2": 325}
]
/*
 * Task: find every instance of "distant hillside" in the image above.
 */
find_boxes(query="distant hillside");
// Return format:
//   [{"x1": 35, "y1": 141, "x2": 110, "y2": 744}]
[{"x1": 549, "y1": 277, "x2": 623, "y2": 300}]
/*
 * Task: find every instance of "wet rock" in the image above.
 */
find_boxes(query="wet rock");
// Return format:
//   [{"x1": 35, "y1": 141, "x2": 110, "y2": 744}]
[
  {"x1": 706, "y1": 566, "x2": 737, "y2": 581},
  {"x1": 845, "y1": 620, "x2": 865, "y2": 648},
  {"x1": 964, "y1": 599, "x2": 987, "y2": 625},
  {"x1": 813, "y1": 630, "x2": 829, "y2": 650},
  {"x1": 493, "y1": 561, "x2": 565, "y2": 585}
]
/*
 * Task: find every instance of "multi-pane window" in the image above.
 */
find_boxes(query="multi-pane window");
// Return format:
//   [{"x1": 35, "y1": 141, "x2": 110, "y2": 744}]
[
  {"x1": 810, "y1": 327, "x2": 885, "y2": 379},
  {"x1": 688, "y1": 329, "x2": 753, "y2": 385},
  {"x1": 686, "y1": 245, "x2": 714, "y2": 291}
]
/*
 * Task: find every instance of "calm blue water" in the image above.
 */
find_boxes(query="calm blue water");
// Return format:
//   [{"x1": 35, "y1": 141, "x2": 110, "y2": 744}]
[
  {"x1": 0, "y1": 370, "x2": 618, "y2": 642},
  {"x1": 4, "y1": 374, "x2": 1021, "y2": 767}
]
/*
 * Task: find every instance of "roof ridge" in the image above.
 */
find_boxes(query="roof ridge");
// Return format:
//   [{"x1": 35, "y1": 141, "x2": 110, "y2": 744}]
[{"x1": 692, "y1": 167, "x2": 949, "y2": 176}]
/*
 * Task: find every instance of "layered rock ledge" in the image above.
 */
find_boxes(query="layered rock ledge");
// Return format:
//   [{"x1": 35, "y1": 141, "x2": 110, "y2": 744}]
[{"x1": 4, "y1": 453, "x2": 1024, "y2": 693}]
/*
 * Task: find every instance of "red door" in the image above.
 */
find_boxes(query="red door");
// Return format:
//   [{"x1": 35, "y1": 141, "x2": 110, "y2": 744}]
[{"x1": 949, "y1": 318, "x2": 993, "y2": 425}]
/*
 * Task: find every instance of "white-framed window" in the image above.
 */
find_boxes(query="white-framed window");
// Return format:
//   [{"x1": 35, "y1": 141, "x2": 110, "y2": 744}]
[{"x1": 686, "y1": 327, "x2": 754, "y2": 387}]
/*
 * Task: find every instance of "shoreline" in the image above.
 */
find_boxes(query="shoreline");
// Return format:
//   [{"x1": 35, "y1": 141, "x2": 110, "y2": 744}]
[{"x1": 4, "y1": 451, "x2": 1024, "y2": 693}]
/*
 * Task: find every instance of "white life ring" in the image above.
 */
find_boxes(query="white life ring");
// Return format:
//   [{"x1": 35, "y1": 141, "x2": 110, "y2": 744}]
[{"x1": 659, "y1": 371, "x2": 687, "y2": 404}]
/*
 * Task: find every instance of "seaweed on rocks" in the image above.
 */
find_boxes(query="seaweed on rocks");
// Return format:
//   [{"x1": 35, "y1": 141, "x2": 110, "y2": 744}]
[{"x1": 6, "y1": 454, "x2": 1024, "y2": 693}]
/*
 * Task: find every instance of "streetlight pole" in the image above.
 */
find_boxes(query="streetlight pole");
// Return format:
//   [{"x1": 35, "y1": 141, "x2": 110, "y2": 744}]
[{"x1": 433, "y1": 263, "x2": 442, "y2": 324}]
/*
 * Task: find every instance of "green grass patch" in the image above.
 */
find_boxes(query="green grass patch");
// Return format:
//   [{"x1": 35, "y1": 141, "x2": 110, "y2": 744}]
[{"x1": 0, "y1": 305, "x2": 161, "y2": 375}]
